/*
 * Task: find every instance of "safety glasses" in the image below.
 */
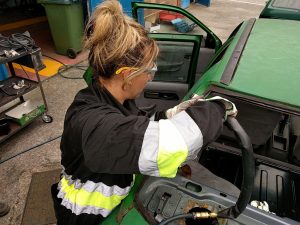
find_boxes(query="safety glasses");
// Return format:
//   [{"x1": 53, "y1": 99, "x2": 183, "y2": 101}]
[
  {"x1": 115, "y1": 66, "x2": 138, "y2": 75},
  {"x1": 145, "y1": 63, "x2": 157, "y2": 80},
  {"x1": 115, "y1": 63, "x2": 157, "y2": 80}
]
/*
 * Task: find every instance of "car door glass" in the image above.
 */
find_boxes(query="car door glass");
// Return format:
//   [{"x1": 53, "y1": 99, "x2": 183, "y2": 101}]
[
  {"x1": 154, "y1": 41, "x2": 194, "y2": 83},
  {"x1": 137, "y1": 8, "x2": 206, "y2": 36}
]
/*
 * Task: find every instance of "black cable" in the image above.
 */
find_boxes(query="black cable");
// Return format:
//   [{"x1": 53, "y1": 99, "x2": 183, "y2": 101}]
[
  {"x1": 42, "y1": 54, "x2": 88, "y2": 70},
  {"x1": 58, "y1": 66, "x2": 86, "y2": 80},
  {"x1": 20, "y1": 64, "x2": 31, "y2": 79},
  {"x1": 0, "y1": 135, "x2": 62, "y2": 165},
  {"x1": 158, "y1": 214, "x2": 194, "y2": 225},
  {"x1": 42, "y1": 54, "x2": 88, "y2": 80},
  {"x1": 10, "y1": 33, "x2": 35, "y2": 47},
  {"x1": 9, "y1": 34, "x2": 33, "y2": 51},
  {"x1": 42, "y1": 54, "x2": 66, "y2": 66},
  {"x1": 0, "y1": 33, "x2": 36, "y2": 50},
  {"x1": 0, "y1": 33, "x2": 36, "y2": 58},
  {"x1": 0, "y1": 35, "x2": 11, "y2": 48}
]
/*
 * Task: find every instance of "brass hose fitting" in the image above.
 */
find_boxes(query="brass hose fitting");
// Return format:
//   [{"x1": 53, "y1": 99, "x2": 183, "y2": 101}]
[{"x1": 193, "y1": 212, "x2": 218, "y2": 219}]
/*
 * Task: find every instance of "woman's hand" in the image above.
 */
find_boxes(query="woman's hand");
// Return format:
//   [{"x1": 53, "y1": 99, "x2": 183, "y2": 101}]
[
  {"x1": 202, "y1": 96, "x2": 238, "y2": 120},
  {"x1": 165, "y1": 95, "x2": 203, "y2": 118}
]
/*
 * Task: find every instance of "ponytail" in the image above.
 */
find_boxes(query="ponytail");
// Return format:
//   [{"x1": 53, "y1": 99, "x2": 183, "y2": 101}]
[{"x1": 84, "y1": 0, "x2": 159, "y2": 78}]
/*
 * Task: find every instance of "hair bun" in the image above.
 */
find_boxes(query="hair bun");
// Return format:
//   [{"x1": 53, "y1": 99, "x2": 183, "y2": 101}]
[
  {"x1": 97, "y1": 0, "x2": 123, "y2": 16},
  {"x1": 83, "y1": 0, "x2": 158, "y2": 78}
]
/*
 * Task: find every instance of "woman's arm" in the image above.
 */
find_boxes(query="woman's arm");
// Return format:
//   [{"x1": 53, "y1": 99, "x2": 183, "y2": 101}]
[{"x1": 81, "y1": 101, "x2": 225, "y2": 177}]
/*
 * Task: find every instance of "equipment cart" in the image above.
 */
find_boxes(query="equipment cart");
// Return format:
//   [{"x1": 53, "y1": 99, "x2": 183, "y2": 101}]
[{"x1": 0, "y1": 47, "x2": 52, "y2": 144}]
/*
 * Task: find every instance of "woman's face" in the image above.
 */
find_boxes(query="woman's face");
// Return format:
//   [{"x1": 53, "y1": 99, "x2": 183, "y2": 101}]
[
  {"x1": 125, "y1": 62, "x2": 157, "y2": 99},
  {"x1": 126, "y1": 71, "x2": 152, "y2": 99}
]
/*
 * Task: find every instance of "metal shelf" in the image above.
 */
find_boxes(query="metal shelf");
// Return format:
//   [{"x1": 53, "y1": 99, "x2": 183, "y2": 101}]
[
  {"x1": 0, "y1": 77, "x2": 38, "y2": 106},
  {"x1": 0, "y1": 47, "x2": 50, "y2": 144},
  {"x1": 0, "y1": 118, "x2": 30, "y2": 144}
]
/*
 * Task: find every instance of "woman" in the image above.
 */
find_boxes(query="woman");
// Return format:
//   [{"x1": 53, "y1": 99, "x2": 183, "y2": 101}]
[{"x1": 51, "y1": 1, "x2": 237, "y2": 224}]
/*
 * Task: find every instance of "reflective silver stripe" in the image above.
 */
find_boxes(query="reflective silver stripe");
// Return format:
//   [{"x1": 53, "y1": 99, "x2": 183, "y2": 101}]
[
  {"x1": 169, "y1": 111, "x2": 203, "y2": 161},
  {"x1": 150, "y1": 114, "x2": 155, "y2": 121},
  {"x1": 138, "y1": 111, "x2": 203, "y2": 177},
  {"x1": 61, "y1": 171, "x2": 132, "y2": 197},
  {"x1": 57, "y1": 182, "x2": 112, "y2": 217},
  {"x1": 138, "y1": 121, "x2": 160, "y2": 176},
  {"x1": 157, "y1": 118, "x2": 188, "y2": 177},
  {"x1": 57, "y1": 172, "x2": 134, "y2": 217}
]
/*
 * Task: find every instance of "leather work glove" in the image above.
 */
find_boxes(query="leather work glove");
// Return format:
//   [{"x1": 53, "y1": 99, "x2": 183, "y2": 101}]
[
  {"x1": 202, "y1": 96, "x2": 238, "y2": 120},
  {"x1": 165, "y1": 95, "x2": 203, "y2": 119}
]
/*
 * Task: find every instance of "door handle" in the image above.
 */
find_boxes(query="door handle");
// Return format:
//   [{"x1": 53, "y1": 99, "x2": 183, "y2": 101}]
[{"x1": 144, "y1": 91, "x2": 179, "y2": 100}]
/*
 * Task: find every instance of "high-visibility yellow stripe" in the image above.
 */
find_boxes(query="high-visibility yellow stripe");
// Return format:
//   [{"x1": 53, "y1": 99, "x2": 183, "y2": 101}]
[
  {"x1": 157, "y1": 120, "x2": 188, "y2": 177},
  {"x1": 60, "y1": 177, "x2": 129, "y2": 211}
]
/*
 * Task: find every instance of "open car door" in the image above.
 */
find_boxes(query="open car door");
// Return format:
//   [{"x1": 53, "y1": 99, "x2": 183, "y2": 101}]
[
  {"x1": 135, "y1": 33, "x2": 202, "y2": 111},
  {"x1": 132, "y1": 2, "x2": 222, "y2": 111}
]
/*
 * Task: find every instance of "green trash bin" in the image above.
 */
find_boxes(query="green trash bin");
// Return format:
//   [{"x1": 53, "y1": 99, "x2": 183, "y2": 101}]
[{"x1": 38, "y1": 0, "x2": 84, "y2": 58}]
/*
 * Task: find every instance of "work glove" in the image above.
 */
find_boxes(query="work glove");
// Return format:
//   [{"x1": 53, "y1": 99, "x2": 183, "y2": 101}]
[
  {"x1": 165, "y1": 95, "x2": 203, "y2": 119},
  {"x1": 202, "y1": 96, "x2": 238, "y2": 120}
]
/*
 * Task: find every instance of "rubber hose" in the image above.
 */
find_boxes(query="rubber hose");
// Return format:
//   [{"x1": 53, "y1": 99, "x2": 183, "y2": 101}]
[{"x1": 158, "y1": 213, "x2": 194, "y2": 225}]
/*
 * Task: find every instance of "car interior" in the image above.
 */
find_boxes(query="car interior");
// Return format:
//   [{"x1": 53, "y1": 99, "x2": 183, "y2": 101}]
[{"x1": 198, "y1": 93, "x2": 300, "y2": 222}]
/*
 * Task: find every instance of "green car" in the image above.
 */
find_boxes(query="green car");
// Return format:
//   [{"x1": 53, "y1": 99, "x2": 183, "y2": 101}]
[
  {"x1": 84, "y1": 2, "x2": 300, "y2": 224},
  {"x1": 260, "y1": 0, "x2": 300, "y2": 21}
]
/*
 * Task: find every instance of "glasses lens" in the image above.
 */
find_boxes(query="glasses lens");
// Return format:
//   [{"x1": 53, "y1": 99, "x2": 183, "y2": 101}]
[{"x1": 148, "y1": 63, "x2": 157, "y2": 80}]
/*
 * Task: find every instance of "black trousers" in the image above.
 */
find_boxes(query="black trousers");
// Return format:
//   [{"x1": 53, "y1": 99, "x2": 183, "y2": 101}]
[{"x1": 51, "y1": 183, "x2": 104, "y2": 225}]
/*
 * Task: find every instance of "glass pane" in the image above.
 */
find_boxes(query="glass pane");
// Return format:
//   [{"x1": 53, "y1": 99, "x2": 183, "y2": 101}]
[
  {"x1": 139, "y1": 8, "x2": 206, "y2": 36},
  {"x1": 154, "y1": 41, "x2": 194, "y2": 83}
]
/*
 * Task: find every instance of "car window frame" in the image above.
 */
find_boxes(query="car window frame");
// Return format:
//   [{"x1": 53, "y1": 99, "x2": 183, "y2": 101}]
[{"x1": 131, "y1": 2, "x2": 222, "y2": 52}]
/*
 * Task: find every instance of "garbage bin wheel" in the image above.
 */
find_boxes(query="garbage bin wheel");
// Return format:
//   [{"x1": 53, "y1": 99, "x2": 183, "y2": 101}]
[{"x1": 67, "y1": 48, "x2": 77, "y2": 59}]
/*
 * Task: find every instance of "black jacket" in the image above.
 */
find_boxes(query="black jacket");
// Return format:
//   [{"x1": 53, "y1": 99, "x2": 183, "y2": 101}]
[{"x1": 60, "y1": 79, "x2": 225, "y2": 202}]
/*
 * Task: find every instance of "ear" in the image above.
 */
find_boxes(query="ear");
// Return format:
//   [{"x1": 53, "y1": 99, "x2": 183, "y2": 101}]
[
  {"x1": 120, "y1": 69, "x2": 132, "y2": 80},
  {"x1": 120, "y1": 69, "x2": 133, "y2": 88},
  {"x1": 122, "y1": 80, "x2": 132, "y2": 91}
]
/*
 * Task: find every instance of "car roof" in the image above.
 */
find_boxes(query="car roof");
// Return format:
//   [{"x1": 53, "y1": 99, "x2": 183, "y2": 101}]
[
  {"x1": 187, "y1": 18, "x2": 300, "y2": 112},
  {"x1": 227, "y1": 19, "x2": 300, "y2": 109}
]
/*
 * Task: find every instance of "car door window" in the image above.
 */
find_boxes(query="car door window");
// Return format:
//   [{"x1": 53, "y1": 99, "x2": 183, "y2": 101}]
[
  {"x1": 154, "y1": 40, "x2": 194, "y2": 83},
  {"x1": 132, "y1": 2, "x2": 222, "y2": 51},
  {"x1": 141, "y1": 8, "x2": 206, "y2": 36},
  {"x1": 135, "y1": 33, "x2": 202, "y2": 111}
]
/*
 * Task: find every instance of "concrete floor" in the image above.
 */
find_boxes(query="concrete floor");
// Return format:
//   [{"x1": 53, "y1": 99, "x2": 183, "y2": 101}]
[{"x1": 0, "y1": 0, "x2": 266, "y2": 224}]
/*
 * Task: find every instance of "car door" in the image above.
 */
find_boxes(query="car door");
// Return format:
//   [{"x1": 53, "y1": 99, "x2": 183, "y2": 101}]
[
  {"x1": 132, "y1": 2, "x2": 221, "y2": 111},
  {"x1": 135, "y1": 33, "x2": 202, "y2": 111}
]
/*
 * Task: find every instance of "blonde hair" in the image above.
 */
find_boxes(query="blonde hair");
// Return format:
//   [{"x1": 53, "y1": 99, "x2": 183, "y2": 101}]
[{"x1": 84, "y1": 0, "x2": 159, "y2": 80}]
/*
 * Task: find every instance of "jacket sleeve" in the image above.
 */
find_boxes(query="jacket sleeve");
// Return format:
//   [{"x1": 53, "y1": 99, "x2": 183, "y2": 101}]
[
  {"x1": 81, "y1": 102, "x2": 225, "y2": 177},
  {"x1": 81, "y1": 104, "x2": 149, "y2": 175},
  {"x1": 185, "y1": 101, "x2": 225, "y2": 147},
  {"x1": 138, "y1": 101, "x2": 225, "y2": 178}
]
